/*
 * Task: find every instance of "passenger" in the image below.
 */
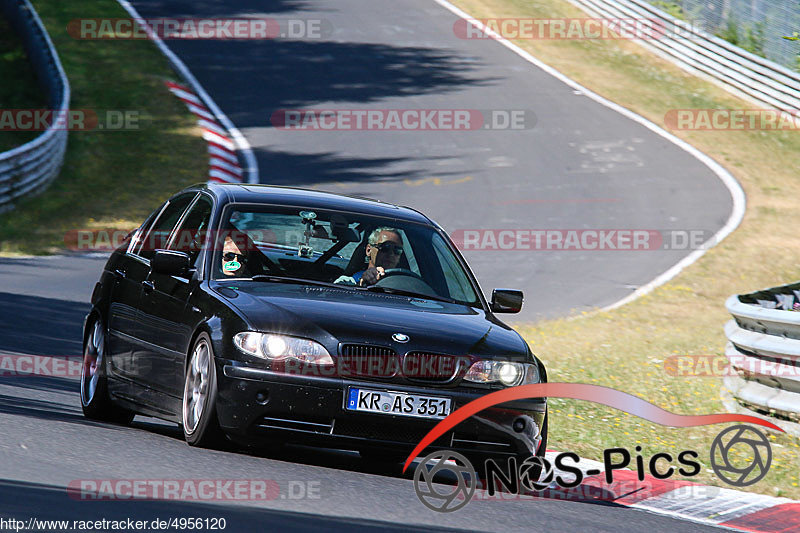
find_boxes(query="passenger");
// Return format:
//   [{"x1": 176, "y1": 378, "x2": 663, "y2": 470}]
[{"x1": 220, "y1": 234, "x2": 248, "y2": 277}]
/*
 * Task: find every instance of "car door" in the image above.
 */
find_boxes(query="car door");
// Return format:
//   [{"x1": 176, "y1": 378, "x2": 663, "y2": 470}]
[
  {"x1": 137, "y1": 193, "x2": 213, "y2": 398},
  {"x1": 106, "y1": 206, "x2": 165, "y2": 379},
  {"x1": 127, "y1": 192, "x2": 197, "y2": 390}
]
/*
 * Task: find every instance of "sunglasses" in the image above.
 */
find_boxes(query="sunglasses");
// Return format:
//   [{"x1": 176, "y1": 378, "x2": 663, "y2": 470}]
[
  {"x1": 223, "y1": 252, "x2": 246, "y2": 262},
  {"x1": 376, "y1": 242, "x2": 404, "y2": 255}
]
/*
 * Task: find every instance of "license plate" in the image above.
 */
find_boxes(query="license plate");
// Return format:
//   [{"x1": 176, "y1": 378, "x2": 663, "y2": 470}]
[{"x1": 346, "y1": 387, "x2": 451, "y2": 419}]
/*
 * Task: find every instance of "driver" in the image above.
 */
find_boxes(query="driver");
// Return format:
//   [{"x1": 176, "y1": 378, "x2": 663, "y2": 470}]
[{"x1": 337, "y1": 227, "x2": 404, "y2": 286}]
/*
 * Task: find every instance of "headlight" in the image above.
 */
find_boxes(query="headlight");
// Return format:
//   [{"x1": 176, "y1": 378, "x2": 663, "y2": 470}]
[
  {"x1": 233, "y1": 332, "x2": 334, "y2": 365},
  {"x1": 464, "y1": 360, "x2": 540, "y2": 387}
]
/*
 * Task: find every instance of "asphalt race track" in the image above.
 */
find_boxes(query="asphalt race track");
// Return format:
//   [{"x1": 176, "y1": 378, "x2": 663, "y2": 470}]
[
  {"x1": 0, "y1": 0, "x2": 738, "y2": 531},
  {"x1": 0, "y1": 259, "x2": 722, "y2": 532},
  {"x1": 128, "y1": 0, "x2": 734, "y2": 323}
]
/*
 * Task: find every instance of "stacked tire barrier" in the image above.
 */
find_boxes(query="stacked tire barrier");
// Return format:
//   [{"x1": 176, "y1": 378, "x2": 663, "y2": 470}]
[
  {"x1": 724, "y1": 284, "x2": 800, "y2": 435},
  {"x1": 0, "y1": 0, "x2": 70, "y2": 214},
  {"x1": 566, "y1": 0, "x2": 800, "y2": 112}
]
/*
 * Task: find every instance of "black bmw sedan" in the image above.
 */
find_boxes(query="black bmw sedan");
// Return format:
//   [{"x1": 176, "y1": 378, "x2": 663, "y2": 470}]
[{"x1": 81, "y1": 183, "x2": 548, "y2": 464}]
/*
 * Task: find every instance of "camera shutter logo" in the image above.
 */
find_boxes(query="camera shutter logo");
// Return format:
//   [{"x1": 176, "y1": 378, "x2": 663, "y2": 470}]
[
  {"x1": 519, "y1": 456, "x2": 554, "y2": 492},
  {"x1": 710, "y1": 425, "x2": 772, "y2": 487},
  {"x1": 413, "y1": 450, "x2": 476, "y2": 512}
]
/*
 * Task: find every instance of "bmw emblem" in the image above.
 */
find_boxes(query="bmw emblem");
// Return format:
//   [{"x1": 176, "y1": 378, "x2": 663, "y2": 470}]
[{"x1": 392, "y1": 333, "x2": 410, "y2": 343}]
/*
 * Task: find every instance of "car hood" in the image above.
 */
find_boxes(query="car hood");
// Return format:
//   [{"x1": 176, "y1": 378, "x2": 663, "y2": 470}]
[{"x1": 213, "y1": 282, "x2": 530, "y2": 359}]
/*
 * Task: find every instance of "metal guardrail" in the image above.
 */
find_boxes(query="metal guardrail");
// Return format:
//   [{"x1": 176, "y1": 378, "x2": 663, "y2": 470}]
[
  {"x1": 724, "y1": 283, "x2": 800, "y2": 434},
  {"x1": 566, "y1": 0, "x2": 800, "y2": 112},
  {"x1": 0, "y1": 0, "x2": 70, "y2": 214}
]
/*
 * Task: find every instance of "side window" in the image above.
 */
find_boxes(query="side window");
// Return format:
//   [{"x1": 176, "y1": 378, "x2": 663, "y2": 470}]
[
  {"x1": 431, "y1": 233, "x2": 476, "y2": 302},
  {"x1": 134, "y1": 193, "x2": 196, "y2": 260},
  {"x1": 127, "y1": 203, "x2": 164, "y2": 256},
  {"x1": 169, "y1": 195, "x2": 213, "y2": 260}
]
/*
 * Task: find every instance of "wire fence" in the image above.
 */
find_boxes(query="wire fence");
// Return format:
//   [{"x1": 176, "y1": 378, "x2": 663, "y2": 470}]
[{"x1": 650, "y1": 0, "x2": 800, "y2": 71}]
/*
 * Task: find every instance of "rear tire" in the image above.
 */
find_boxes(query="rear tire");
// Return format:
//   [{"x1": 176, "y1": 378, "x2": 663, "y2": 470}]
[
  {"x1": 182, "y1": 333, "x2": 225, "y2": 447},
  {"x1": 80, "y1": 318, "x2": 134, "y2": 424}
]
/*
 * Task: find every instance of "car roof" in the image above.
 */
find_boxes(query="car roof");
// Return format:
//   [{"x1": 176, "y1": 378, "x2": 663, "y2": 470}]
[{"x1": 186, "y1": 182, "x2": 435, "y2": 225}]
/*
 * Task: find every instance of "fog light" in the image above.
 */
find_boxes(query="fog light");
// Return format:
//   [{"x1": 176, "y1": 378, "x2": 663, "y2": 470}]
[
  {"x1": 256, "y1": 391, "x2": 269, "y2": 404},
  {"x1": 512, "y1": 418, "x2": 526, "y2": 433}
]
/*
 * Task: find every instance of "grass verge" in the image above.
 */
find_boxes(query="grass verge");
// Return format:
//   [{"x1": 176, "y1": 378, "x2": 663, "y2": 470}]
[
  {"x1": 0, "y1": 0, "x2": 207, "y2": 254},
  {"x1": 453, "y1": 0, "x2": 800, "y2": 497},
  {"x1": 0, "y1": 13, "x2": 47, "y2": 151}
]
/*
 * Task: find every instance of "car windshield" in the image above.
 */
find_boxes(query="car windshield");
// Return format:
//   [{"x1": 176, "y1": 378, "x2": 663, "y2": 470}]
[{"x1": 211, "y1": 203, "x2": 481, "y2": 307}]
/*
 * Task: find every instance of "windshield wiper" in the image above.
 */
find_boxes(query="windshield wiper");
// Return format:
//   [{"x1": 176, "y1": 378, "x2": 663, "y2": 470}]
[
  {"x1": 361, "y1": 285, "x2": 457, "y2": 304},
  {"x1": 250, "y1": 275, "x2": 340, "y2": 288}
]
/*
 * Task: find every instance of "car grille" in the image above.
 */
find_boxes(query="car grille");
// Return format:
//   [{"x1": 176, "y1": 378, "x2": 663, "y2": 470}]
[
  {"x1": 339, "y1": 344, "x2": 398, "y2": 379},
  {"x1": 402, "y1": 352, "x2": 463, "y2": 383}
]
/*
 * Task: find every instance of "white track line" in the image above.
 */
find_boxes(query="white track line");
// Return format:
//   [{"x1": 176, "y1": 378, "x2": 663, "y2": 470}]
[
  {"x1": 432, "y1": 1, "x2": 763, "y2": 527},
  {"x1": 116, "y1": 0, "x2": 259, "y2": 184},
  {"x1": 432, "y1": 0, "x2": 746, "y2": 313}
]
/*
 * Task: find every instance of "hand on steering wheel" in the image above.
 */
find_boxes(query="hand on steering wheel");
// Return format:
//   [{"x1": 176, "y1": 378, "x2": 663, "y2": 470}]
[
  {"x1": 359, "y1": 266, "x2": 385, "y2": 286},
  {"x1": 375, "y1": 268, "x2": 424, "y2": 282}
]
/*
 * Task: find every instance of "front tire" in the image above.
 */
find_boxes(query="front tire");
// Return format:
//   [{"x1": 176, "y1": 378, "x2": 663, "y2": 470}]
[
  {"x1": 80, "y1": 318, "x2": 134, "y2": 424},
  {"x1": 182, "y1": 333, "x2": 225, "y2": 447}
]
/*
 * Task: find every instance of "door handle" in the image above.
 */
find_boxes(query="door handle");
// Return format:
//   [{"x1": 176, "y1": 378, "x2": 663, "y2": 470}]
[
  {"x1": 142, "y1": 280, "x2": 155, "y2": 293},
  {"x1": 114, "y1": 269, "x2": 126, "y2": 279}
]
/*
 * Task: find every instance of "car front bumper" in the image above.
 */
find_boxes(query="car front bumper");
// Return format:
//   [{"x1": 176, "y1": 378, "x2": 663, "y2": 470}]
[{"x1": 215, "y1": 360, "x2": 547, "y2": 460}]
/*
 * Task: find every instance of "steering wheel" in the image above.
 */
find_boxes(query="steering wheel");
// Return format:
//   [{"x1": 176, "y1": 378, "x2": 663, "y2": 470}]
[
  {"x1": 376, "y1": 268, "x2": 425, "y2": 282},
  {"x1": 373, "y1": 268, "x2": 440, "y2": 298}
]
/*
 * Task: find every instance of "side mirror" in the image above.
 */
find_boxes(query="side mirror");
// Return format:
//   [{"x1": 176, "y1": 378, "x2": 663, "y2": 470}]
[
  {"x1": 491, "y1": 289, "x2": 523, "y2": 313},
  {"x1": 152, "y1": 249, "x2": 191, "y2": 277}
]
